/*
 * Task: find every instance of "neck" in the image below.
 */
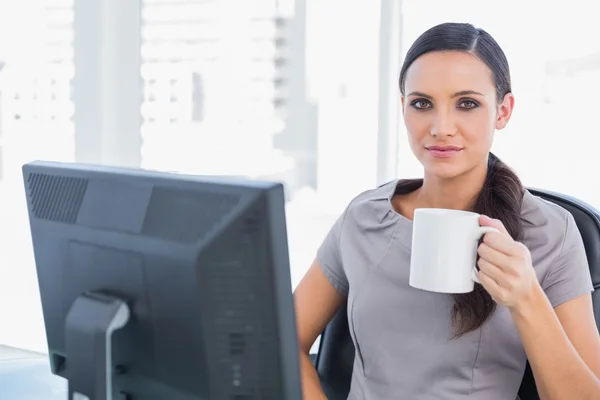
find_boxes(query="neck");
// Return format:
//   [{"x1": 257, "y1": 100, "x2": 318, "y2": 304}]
[{"x1": 416, "y1": 162, "x2": 488, "y2": 211}]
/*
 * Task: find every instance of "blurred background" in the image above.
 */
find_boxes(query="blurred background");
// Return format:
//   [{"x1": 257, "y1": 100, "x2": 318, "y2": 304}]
[{"x1": 0, "y1": 0, "x2": 599, "y2": 353}]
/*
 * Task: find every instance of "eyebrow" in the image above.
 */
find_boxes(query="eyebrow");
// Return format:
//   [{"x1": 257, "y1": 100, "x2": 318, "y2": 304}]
[{"x1": 406, "y1": 90, "x2": 484, "y2": 99}]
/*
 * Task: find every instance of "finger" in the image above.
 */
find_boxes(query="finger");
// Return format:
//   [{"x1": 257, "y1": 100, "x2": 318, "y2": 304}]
[
  {"x1": 477, "y1": 258, "x2": 512, "y2": 288},
  {"x1": 479, "y1": 215, "x2": 510, "y2": 236},
  {"x1": 482, "y1": 231, "x2": 520, "y2": 256},
  {"x1": 477, "y1": 270, "x2": 506, "y2": 301},
  {"x1": 477, "y1": 243, "x2": 516, "y2": 273}
]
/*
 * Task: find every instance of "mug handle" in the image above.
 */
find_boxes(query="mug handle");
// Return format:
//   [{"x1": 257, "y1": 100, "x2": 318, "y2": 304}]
[{"x1": 472, "y1": 226, "x2": 500, "y2": 284}]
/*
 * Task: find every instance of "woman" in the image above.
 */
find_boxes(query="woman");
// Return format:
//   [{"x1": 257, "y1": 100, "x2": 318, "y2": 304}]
[{"x1": 294, "y1": 22, "x2": 600, "y2": 400}]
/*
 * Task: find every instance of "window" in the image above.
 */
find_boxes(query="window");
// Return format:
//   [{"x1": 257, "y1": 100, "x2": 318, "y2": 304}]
[
  {"x1": 0, "y1": 0, "x2": 400, "y2": 353},
  {"x1": 0, "y1": 0, "x2": 74, "y2": 352}
]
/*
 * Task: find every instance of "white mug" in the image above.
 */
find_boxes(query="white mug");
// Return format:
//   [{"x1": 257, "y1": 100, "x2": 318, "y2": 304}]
[{"x1": 409, "y1": 208, "x2": 499, "y2": 294}]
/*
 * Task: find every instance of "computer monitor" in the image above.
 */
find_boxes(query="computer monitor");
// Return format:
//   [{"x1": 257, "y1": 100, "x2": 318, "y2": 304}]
[{"x1": 22, "y1": 160, "x2": 302, "y2": 400}]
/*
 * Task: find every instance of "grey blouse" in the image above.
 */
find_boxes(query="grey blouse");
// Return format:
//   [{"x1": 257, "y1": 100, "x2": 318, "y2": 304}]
[{"x1": 317, "y1": 180, "x2": 594, "y2": 400}]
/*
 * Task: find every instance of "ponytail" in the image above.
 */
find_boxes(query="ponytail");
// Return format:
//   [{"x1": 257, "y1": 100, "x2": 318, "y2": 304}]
[{"x1": 451, "y1": 152, "x2": 525, "y2": 337}]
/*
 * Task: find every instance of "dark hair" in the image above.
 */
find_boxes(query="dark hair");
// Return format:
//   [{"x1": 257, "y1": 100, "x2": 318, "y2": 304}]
[{"x1": 399, "y1": 23, "x2": 525, "y2": 337}]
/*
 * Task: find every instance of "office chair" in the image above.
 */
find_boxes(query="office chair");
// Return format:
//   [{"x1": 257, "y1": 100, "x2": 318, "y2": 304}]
[{"x1": 313, "y1": 188, "x2": 600, "y2": 400}]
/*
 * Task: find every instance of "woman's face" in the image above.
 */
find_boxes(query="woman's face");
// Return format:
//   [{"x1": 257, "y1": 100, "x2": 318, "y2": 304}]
[{"x1": 401, "y1": 51, "x2": 514, "y2": 180}]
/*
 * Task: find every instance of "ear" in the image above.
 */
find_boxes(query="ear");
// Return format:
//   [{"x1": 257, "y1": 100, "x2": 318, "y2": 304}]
[{"x1": 495, "y1": 93, "x2": 514, "y2": 130}]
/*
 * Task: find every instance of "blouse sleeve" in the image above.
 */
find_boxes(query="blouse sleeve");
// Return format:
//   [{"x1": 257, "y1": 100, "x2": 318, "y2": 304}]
[
  {"x1": 316, "y1": 208, "x2": 350, "y2": 297},
  {"x1": 542, "y1": 213, "x2": 595, "y2": 308}
]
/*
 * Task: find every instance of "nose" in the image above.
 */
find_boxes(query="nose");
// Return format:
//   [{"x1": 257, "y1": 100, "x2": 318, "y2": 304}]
[{"x1": 430, "y1": 110, "x2": 457, "y2": 137}]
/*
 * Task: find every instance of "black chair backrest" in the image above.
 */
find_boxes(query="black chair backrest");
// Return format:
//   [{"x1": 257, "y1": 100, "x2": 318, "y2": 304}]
[{"x1": 315, "y1": 188, "x2": 600, "y2": 400}]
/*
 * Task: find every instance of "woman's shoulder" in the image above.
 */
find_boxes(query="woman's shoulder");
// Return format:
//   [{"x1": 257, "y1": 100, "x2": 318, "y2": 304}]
[
  {"x1": 521, "y1": 190, "x2": 574, "y2": 232},
  {"x1": 520, "y1": 189, "x2": 581, "y2": 262},
  {"x1": 341, "y1": 180, "x2": 411, "y2": 231}
]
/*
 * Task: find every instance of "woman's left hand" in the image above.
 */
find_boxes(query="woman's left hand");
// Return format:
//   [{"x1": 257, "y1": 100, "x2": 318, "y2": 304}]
[{"x1": 477, "y1": 215, "x2": 539, "y2": 309}]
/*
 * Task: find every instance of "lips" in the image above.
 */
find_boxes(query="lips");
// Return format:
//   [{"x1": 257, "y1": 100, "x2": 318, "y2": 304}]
[
  {"x1": 426, "y1": 145, "x2": 463, "y2": 158},
  {"x1": 426, "y1": 145, "x2": 463, "y2": 151}
]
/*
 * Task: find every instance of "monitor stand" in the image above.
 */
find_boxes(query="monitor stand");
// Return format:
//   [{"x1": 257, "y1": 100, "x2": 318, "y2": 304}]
[{"x1": 65, "y1": 292, "x2": 130, "y2": 400}]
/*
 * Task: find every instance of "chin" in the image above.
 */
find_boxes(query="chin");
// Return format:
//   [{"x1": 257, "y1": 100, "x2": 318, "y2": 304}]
[{"x1": 422, "y1": 160, "x2": 468, "y2": 180}]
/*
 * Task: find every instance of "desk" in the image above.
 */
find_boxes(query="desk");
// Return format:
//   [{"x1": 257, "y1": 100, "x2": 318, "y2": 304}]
[{"x1": 0, "y1": 345, "x2": 67, "y2": 399}]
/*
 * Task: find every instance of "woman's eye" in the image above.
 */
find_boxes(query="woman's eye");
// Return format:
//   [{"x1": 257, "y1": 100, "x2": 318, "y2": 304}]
[
  {"x1": 458, "y1": 99, "x2": 479, "y2": 109},
  {"x1": 411, "y1": 100, "x2": 432, "y2": 109}
]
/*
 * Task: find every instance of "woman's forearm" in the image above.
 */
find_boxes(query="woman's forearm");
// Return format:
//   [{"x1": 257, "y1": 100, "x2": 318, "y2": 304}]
[
  {"x1": 299, "y1": 352, "x2": 328, "y2": 400},
  {"x1": 511, "y1": 284, "x2": 600, "y2": 400}
]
